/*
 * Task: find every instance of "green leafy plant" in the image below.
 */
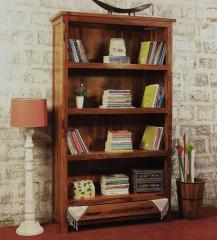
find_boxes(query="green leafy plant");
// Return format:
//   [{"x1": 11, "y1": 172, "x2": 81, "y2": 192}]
[{"x1": 75, "y1": 83, "x2": 87, "y2": 96}]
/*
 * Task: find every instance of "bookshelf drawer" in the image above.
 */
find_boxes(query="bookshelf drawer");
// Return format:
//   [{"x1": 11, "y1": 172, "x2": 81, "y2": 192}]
[{"x1": 78, "y1": 200, "x2": 160, "y2": 224}]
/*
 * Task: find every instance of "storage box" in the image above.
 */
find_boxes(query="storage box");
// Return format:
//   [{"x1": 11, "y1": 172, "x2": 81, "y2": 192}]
[{"x1": 132, "y1": 169, "x2": 164, "y2": 193}]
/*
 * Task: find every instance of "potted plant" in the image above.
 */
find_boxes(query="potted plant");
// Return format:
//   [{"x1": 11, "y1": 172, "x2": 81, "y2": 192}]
[{"x1": 75, "y1": 83, "x2": 87, "y2": 109}]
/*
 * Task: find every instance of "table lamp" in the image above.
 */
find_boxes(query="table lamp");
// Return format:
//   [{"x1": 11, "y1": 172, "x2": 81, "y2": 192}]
[{"x1": 10, "y1": 98, "x2": 47, "y2": 236}]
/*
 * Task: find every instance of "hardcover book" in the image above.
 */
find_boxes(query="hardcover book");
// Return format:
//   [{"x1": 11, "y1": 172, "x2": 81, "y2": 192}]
[
  {"x1": 140, "y1": 126, "x2": 159, "y2": 150},
  {"x1": 138, "y1": 41, "x2": 151, "y2": 64},
  {"x1": 141, "y1": 84, "x2": 160, "y2": 108}
]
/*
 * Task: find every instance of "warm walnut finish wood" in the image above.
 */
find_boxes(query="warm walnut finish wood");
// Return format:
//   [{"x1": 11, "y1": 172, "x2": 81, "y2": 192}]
[
  {"x1": 69, "y1": 192, "x2": 166, "y2": 206},
  {"x1": 68, "y1": 150, "x2": 168, "y2": 161},
  {"x1": 78, "y1": 200, "x2": 160, "y2": 222},
  {"x1": 51, "y1": 11, "x2": 174, "y2": 232},
  {"x1": 68, "y1": 63, "x2": 169, "y2": 71},
  {"x1": 176, "y1": 178, "x2": 205, "y2": 218},
  {"x1": 68, "y1": 108, "x2": 168, "y2": 115}
]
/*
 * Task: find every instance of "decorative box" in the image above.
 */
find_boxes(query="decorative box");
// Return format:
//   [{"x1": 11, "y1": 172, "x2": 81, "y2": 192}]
[{"x1": 132, "y1": 169, "x2": 164, "y2": 193}]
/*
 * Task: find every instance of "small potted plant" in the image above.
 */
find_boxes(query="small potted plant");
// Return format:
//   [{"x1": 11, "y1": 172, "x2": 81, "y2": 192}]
[{"x1": 75, "y1": 83, "x2": 87, "y2": 109}]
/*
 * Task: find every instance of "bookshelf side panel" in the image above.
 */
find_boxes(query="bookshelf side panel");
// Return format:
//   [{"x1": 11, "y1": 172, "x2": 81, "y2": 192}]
[{"x1": 52, "y1": 18, "x2": 68, "y2": 227}]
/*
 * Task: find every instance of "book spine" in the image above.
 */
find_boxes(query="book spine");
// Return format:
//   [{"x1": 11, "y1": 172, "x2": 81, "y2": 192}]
[
  {"x1": 158, "y1": 43, "x2": 166, "y2": 64},
  {"x1": 67, "y1": 136, "x2": 75, "y2": 155},
  {"x1": 69, "y1": 39, "x2": 79, "y2": 62},
  {"x1": 148, "y1": 41, "x2": 157, "y2": 64},
  {"x1": 74, "y1": 39, "x2": 83, "y2": 62},
  {"x1": 77, "y1": 39, "x2": 88, "y2": 63},
  {"x1": 70, "y1": 130, "x2": 84, "y2": 154},
  {"x1": 75, "y1": 129, "x2": 89, "y2": 154}
]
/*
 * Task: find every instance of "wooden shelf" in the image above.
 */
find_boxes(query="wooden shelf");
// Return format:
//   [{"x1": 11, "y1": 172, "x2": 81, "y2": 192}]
[
  {"x1": 68, "y1": 108, "x2": 168, "y2": 115},
  {"x1": 67, "y1": 63, "x2": 169, "y2": 71},
  {"x1": 68, "y1": 192, "x2": 166, "y2": 206},
  {"x1": 68, "y1": 150, "x2": 167, "y2": 161}
]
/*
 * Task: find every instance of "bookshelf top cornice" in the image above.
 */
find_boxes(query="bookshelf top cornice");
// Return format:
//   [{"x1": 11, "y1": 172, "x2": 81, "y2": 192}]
[{"x1": 50, "y1": 11, "x2": 176, "y2": 26}]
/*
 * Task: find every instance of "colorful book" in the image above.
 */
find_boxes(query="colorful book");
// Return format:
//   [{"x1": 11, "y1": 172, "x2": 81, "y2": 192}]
[
  {"x1": 138, "y1": 41, "x2": 151, "y2": 64},
  {"x1": 141, "y1": 84, "x2": 160, "y2": 108},
  {"x1": 140, "y1": 126, "x2": 159, "y2": 150}
]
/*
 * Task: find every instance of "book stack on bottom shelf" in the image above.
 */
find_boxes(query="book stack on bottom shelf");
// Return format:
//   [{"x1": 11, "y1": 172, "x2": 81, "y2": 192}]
[{"x1": 101, "y1": 174, "x2": 129, "y2": 196}]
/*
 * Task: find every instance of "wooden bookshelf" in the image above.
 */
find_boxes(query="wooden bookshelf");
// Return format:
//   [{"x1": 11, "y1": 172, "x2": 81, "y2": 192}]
[{"x1": 51, "y1": 11, "x2": 175, "y2": 232}]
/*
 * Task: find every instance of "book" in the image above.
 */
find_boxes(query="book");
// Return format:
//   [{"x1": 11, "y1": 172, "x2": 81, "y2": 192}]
[
  {"x1": 140, "y1": 126, "x2": 159, "y2": 150},
  {"x1": 138, "y1": 41, "x2": 151, "y2": 64},
  {"x1": 103, "y1": 55, "x2": 130, "y2": 64},
  {"x1": 158, "y1": 42, "x2": 166, "y2": 64},
  {"x1": 67, "y1": 132, "x2": 78, "y2": 155},
  {"x1": 68, "y1": 38, "x2": 88, "y2": 63},
  {"x1": 137, "y1": 41, "x2": 166, "y2": 65},
  {"x1": 141, "y1": 84, "x2": 160, "y2": 108},
  {"x1": 70, "y1": 130, "x2": 84, "y2": 154},
  {"x1": 75, "y1": 129, "x2": 89, "y2": 154},
  {"x1": 147, "y1": 41, "x2": 158, "y2": 64},
  {"x1": 67, "y1": 129, "x2": 89, "y2": 155}
]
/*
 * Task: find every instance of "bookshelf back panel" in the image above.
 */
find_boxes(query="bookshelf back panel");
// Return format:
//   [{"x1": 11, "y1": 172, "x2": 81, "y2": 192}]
[
  {"x1": 68, "y1": 24, "x2": 168, "y2": 63},
  {"x1": 68, "y1": 157, "x2": 165, "y2": 178},
  {"x1": 68, "y1": 114, "x2": 165, "y2": 151},
  {"x1": 68, "y1": 69, "x2": 166, "y2": 108}
]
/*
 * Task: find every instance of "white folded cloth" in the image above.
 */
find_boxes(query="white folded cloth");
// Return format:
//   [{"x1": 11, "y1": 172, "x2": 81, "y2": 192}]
[
  {"x1": 151, "y1": 198, "x2": 169, "y2": 219},
  {"x1": 67, "y1": 206, "x2": 88, "y2": 230}
]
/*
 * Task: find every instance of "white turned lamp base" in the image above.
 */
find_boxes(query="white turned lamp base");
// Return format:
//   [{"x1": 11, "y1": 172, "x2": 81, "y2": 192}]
[
  {"x1": 15, "y1": 128, "x2": 44, "y2": 236},
  {"x1": 16, "y1": 220, "x2": 44, "y2": 236}
]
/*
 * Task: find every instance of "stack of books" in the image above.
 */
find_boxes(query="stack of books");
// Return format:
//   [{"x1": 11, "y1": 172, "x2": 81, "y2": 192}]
[
  {"x1": 138, "y1": 41, "x2": 166, "y2": 65},
  {"x1": 68, "y1": 38, "x2": 88, "y2": 63},
  {"x1": 141, "y1": 84, "x2": 165, "y2": 108},
  {"x1": 101, "y1": 89, "x2": 133, "y2": 108},
  {"x1": 140, "y1": 126, "x2": 164, "y2": 151},
  {"x1": 105, "y1": 130, "x2": 133, "y2": 153},
  {"x1": 67, "y1": 129, "x2": 89, "y2": 155},
  {"x1": 101, "y1": 174, "x2": 129, "y2": 196}
]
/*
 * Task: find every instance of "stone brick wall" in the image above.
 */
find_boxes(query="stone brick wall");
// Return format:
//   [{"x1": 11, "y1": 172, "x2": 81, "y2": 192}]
[{"x1": 0, "y1": 0, "x2": 216, "y2": 227}]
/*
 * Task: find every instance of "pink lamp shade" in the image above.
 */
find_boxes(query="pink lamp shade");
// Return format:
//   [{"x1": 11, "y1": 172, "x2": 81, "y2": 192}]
[{"x1": 10, "y1": 98, "x2": 47, "y2": 128}]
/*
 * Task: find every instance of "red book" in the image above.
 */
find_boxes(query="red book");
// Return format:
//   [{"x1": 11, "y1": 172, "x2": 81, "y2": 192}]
[{"x1": 70, "y1": 130, "x2": 84, "y2": 154}]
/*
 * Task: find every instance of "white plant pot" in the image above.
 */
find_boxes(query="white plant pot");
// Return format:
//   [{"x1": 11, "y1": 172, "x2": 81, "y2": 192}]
[{"x1": 76, "y1": 96, "x2": 84, "y2": 109}]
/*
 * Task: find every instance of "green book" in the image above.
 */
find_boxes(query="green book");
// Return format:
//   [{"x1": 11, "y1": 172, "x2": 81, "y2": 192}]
[
  {"x1": 140, "y1": 126, "x2": 159, "y2": 150},
  {"x1": 141, "y1": 84, "x2": 159, "y2": 108},
  {"x1": 138, "y1": 41, "x2": 151, "y2": 64}
]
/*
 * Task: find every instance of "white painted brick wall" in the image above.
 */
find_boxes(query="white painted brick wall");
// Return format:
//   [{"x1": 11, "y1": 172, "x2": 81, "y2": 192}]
[{"x1": 0, "y1": 0, "x2": 217, "y2": 227}]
